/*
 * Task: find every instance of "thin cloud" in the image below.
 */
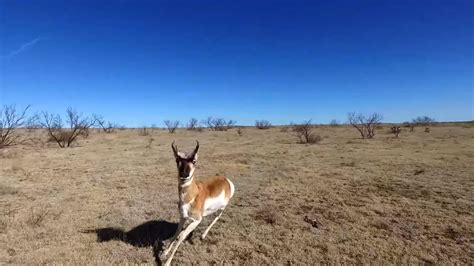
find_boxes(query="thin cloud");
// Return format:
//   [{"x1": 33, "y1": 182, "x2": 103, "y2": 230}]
[{"x1": 2, "y1": 38, "x2": 41, "y2": 59}]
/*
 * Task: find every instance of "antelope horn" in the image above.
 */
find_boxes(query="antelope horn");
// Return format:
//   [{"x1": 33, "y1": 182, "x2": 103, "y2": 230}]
[
  {"x1": 193, "y1": 140, "x2": 200, "y2": 155},
  {"x1": 171, "y1": 141, "x2": 178, "y2": 156}
]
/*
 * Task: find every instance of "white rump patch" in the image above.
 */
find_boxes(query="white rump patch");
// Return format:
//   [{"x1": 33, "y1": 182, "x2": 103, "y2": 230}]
[{"x1": 203, "y1": 191, "x2": 227, "y2": 217}]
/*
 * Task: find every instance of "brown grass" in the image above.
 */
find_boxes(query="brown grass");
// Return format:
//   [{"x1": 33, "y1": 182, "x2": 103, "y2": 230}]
[{"x1": 0, "y1": 125, "x2": 473, "y2": 264}]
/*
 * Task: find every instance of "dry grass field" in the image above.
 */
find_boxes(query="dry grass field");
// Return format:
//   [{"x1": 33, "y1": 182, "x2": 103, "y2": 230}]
[{"x1": 1, "y1": 125, "x2": 473, "y2": 264}]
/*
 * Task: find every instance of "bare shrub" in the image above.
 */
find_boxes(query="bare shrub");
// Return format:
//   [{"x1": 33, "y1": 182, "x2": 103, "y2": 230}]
[
  {"x1": 187, "y1": 118, "x2": 199, "y2": 130},
  {"x1": 40, "y1": 108, "x2": 97, "y2": 148},
  {"x1": 412, "y1": 116, "x2": 435, "y2": 126},
  {"x1": 280, "y1": 126, "x2": 289, "y2": 132},
  {"x1": 202, "y1": 117, "x2": 235, "y2": 131},
  {"x1": 164, "y1": 120, "x2": 179, "y2": 133},
  {"x1": 347, "y1": 112, "x2": 383, "y2": 139},
  {"x1": 236, "y1": 127, "x2": 244, "y2": 136},
  {"x1": 291, "y1": 120, "x2": 321, "y2": 144},
  {"x1": 96, "y1": 116, "x2": 116, "y2": 133},
  {"x1": 424, "y1": 127, "x2": 430, "y2": 133},
  {"x1": 390, "y1": 126, "x2": 401, "y2": 138},
  {"x1": 255, "y1": 120, "x2": 272, "y2": 129},
  {"x1": 329, "y1": 119, "x2": 340, "y2": 126},
  {"x1": 0, "y1": 105, "x2": 30, "y2": 148}
]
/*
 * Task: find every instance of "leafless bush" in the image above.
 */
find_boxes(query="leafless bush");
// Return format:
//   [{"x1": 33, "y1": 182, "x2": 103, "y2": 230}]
[
  {"x1": 347, "y1": 112, "x2": 383, "y2": 139},
  {"x1": 424, "y1": 127, "x2": 430, "y2": 133},
  {"x1": 412, "y1": 116, "x2": 435, "y2": 126},
  {"x1": 164, "y1": 120, "x2": 179, "y2": 133},
  {"x1": 187, "y1": 118, "x2": 199, "y2": 130},
  {"x1": 39, "y1": 108, "x2": 97, "y2": 148},
  {"x1": 280, "y1": 126, "x2": 289, "y2": 132},
  {"x1": 0, "y1": 105, "x2": 30, "y2": 148},
  {"x1": 255, "y1": 120, "x2": 272, "y2": 129},
  {"x1": 390, "y1": 126, "x2": 401, "y2": 138},
  {"x1": 236, "y1": 127, "x2": 244, "y2": 136},
  {"x1": 291, "y1": 120, "x2": 321, "y2": 144},
  {"x1": 202, "y1": 117, "x2": 235, "y2": 131},
  {"x1": 95, "y1": 116, "x2": 116, "y2": 133},
  {"x1": 329, "y1": 119, "x2": 340, "y2": 126}
]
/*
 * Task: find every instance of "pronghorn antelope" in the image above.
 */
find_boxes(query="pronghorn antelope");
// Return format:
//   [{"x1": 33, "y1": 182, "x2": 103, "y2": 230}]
[{"x1": 160, "y1": 140, "x2": 235, "y2": 266}]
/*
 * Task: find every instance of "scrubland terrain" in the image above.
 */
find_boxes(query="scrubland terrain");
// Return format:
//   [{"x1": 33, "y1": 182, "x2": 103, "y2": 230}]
[{"x1": 1, "y1": 125, "x2": 473, "y2": 264}]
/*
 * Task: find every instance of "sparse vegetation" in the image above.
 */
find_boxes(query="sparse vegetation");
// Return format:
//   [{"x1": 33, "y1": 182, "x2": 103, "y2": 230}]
[
  {"x1": 0, "y1": 105, "x2": 30, "y2": 148},
  {"x1": 236, "y1": 127, "x2": 244, "y2": 136},
  {"x1": 39, "y1": 108, "x2": 97, "y2": 148},
  {"x1": 96, "y1": 116, "x2": 116, "y2": 133},
  {"x1": 329, "y1": 119, "x2": 340, "y2": 126},
  {"x1": 164, "y1": 120, "x2": 180, "y2": 133},
  {"x1": 255, "y1": 120, "x2": 272, "y2": 129},
  {"x1": 186, "y1": 118, "x2": 199, "y2": 130},
  {"x1": 291, "y1": 119, "x2": 321, "y2": 144},
  {"x1": 202, "y1": 117, "x2": 236, "y2": 131},
  {"x1": 347, "y1": 112, "x2": 383, "y2": 139}
]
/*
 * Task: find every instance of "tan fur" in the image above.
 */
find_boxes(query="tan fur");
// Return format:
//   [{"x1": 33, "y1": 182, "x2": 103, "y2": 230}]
[{"x1": 179, "y1": 176, "x2": 231, "y2": 219}]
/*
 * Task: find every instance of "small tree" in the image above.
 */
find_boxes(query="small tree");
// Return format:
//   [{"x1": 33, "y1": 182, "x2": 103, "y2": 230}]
[
  {"x1": 291, "y1": 120, "x2": 321, "y2": 144},
  {"x1": 236, "y1": 127, "x2": 244, "y2": 136},
  {"x1": 0, "y1": 105, "x2": 30, "y2": 148},
  {"x1": 40, "y1": 108, "x2": 97, "y2": 148},
  {"x1": 255, "y1": 120, "x2": 272, "y2": 129},
  {"x1": 164, "y1": 120, "x2": 179, "y2": 133},
  {"x1": 187, "y1": 118, "x2": 199, "y2": 130},
  {"x1": 347, "y1": 112, "x2": 383, "y2": 139}
]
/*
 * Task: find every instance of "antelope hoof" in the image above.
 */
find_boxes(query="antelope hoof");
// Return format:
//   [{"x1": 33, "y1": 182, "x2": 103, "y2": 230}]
[{"x1": 200, "y1": 234, "x2": 207, "y2": 240}]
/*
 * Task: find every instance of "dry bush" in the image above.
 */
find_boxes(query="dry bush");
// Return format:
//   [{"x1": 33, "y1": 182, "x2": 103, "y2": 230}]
[
  {"x1": 236, "y1": 127, "x2": 244, "y2": 136},
  {"x1": 390, "y1": 126, "x2": 401, "y2": 138},
  {"x1": 186, "y1": 118, "x2": 199, "y2": 130},
  {"x1": 96, "y1": 116, "x2": 116, "y2": 133},
  {"x1": 424, "y1": 127, "x2": 430, "y2": 133},
  {"x1": 255, "y1": 120, "x2": 272, "y2": 129},
  {"x1": 291, "y1": 120, "x2": 321, "y2": 144},
  {"x1": 164, "y1": 120, "x2": 179, "y2": 133},
  {"x1": 347, "y1": 112, "x2": 383, "y2": 139},
  {"x1": 202, "y1": 117, "x2": 236, "y2": 131},
  {"x1": 329, "y1": 119, "x2": 340, "y2": 126},
  {"x1": 40, "y1": 108, "x2": 97, "y2": 148},
  {"x1": 0, "y1": 104, "x2": 30, "y2": 148}
]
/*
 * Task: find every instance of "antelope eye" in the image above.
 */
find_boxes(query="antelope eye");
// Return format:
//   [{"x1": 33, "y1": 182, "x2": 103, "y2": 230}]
[{"x1": 192, "y1": 160, "x2": 197, "y2": 164}]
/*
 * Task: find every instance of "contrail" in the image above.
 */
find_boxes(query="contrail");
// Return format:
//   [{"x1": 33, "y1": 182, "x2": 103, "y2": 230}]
[{"x1": 1, "y1": 38, "x2": 41, "y2": 59}]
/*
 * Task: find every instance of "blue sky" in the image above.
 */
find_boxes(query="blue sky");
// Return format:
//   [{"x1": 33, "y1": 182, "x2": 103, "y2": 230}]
[{"x1": 1, "y1": 0, "x2": 473, "y2": 126}]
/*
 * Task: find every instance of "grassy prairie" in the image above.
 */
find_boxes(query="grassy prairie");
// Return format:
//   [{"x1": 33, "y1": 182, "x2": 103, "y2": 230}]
[{"x1": 0, "y1": 125, "x2": 473, "y2": 264}]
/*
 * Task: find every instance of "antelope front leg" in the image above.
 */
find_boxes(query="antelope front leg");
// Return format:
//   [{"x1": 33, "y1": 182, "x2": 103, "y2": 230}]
[
  {"x1": 163, "y1": 218, "x2": 201, "y2": 266},
  {"x1": 161, "y1": 217, "x2": 185, "y2": 259}
]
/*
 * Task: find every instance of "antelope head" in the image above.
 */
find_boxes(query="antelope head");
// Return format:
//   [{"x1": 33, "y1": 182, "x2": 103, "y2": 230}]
[{"x1": 171, "y1": 140, "x2": 199, "y2": 181}]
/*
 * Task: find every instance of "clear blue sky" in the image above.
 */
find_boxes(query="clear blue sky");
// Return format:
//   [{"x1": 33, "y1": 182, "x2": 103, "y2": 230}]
[{"x1": 1, "y1": 0, "x2": 473, "y2": 126}]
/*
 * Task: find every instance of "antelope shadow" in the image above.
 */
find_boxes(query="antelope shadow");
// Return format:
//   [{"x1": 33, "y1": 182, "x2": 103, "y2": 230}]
[{"x1": 85, "y1": 219, "x2": 193, "y2": 265}]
